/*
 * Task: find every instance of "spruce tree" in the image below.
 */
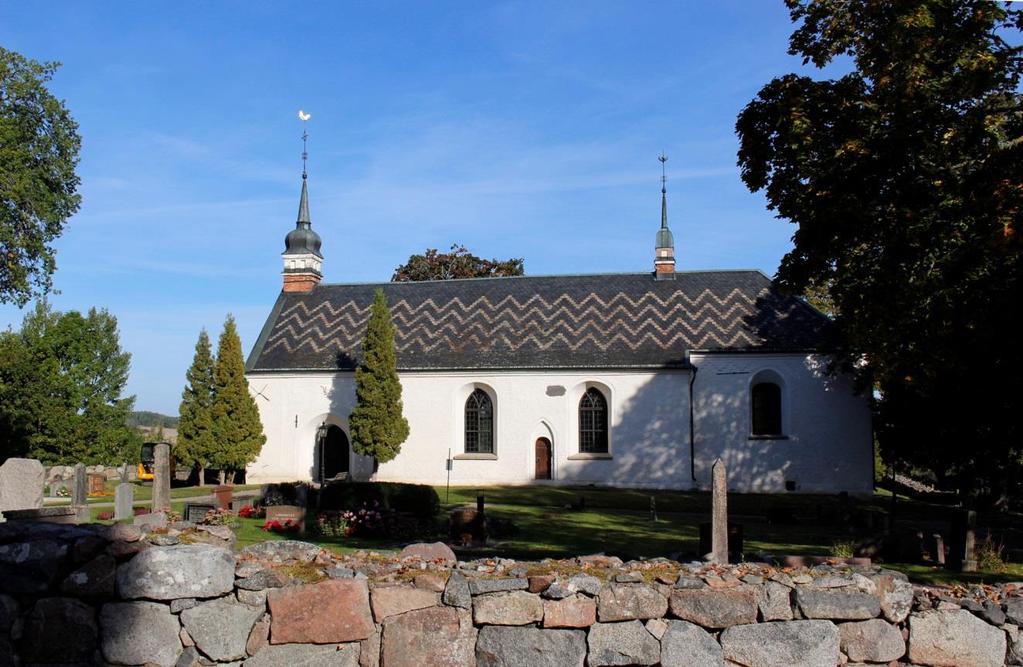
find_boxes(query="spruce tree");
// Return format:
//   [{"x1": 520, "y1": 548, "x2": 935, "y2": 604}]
[
  {"x1": 177, "y1": 329, "x2": 216, "y2": 486},
  {"x1": 350, "y1": 289, "x2": 410, "y2": 465},
  {"x1": 211, "y1": 315, "x2": 265, "y2": 483}
]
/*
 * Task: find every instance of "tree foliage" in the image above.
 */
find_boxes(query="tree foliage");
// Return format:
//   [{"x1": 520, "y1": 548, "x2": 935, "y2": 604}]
[
  {"x1": 736, "y1": 1, "x2": 1023, "y2": 502},
  {"x1": 177, "y1": 329, "x2": 216, "y2": 485},
  {"x1": 0, "y1": 302, "x2": 138, "y2": 464},
  {"x1": 392, "y1": 244, "x2": 524, "y2": 282},
  {"x1": 0, "y1": 47, "x2": 82, "y2": 306},
  {"x1": 349, "y1": 289, "x2": 410, "y2": 464},
  {"x1": 211, "y1": 315, "x2": 265, "y2": 479}
]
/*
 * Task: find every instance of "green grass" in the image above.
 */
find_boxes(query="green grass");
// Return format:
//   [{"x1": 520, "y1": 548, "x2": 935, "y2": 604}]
[
  {"x1": 47, "y1": 481, "x2": 261, "y2": 504},
  {"x1": 79, "y1": 481, "x2": 1023, "y2": 585}
]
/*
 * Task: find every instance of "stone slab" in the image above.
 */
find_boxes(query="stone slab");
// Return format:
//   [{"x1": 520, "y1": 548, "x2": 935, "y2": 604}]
[
  {"x1": 268, "y1": 579, "x2": 373, "y2": 644},
  {"x1": 476, "y1": 625, "x2": 586, "y2": 667},
  {"x1": 0, "y1": 458, "x2": 45, "y2": 513}
]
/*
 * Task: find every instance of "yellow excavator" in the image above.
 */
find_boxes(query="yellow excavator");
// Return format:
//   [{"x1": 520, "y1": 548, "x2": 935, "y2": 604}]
[{"x1": 137, "y1": 441, "x2": 174, "y2": 482}]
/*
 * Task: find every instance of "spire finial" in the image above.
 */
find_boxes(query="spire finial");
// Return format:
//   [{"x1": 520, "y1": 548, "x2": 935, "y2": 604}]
[
  {"x1": 298, "y1": 109, "x2": 311, "y2": 180},
  {"x1": 296, "y1": 110, "x2": 312, "y2": 225},
  {"x1": 659, "y1": 152, "x2": 668, "y2": 229}
]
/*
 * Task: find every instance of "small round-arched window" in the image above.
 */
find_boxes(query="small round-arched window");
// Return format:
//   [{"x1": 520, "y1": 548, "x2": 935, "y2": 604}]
[
  {"x1": 579, "y1": 387, "x2": 609, "y2": 453},
  {"x1": 751, "y1": 382, "x2": 783, "y2": 436},
  {"x1": 464, "y1": 389, "x2": 494, "y2": 454}
]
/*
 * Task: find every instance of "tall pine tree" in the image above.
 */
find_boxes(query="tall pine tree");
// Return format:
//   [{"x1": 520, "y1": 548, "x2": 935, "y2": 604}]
[
  {"x1": 211, "y1": 315, "x2": 265, "y2": 483},
  {"x1": 177, "y1": 329, "x2": 216, "y2": 486},
  {"x1": 350, "y1": 289, "x2": 409, "y2": 465}
]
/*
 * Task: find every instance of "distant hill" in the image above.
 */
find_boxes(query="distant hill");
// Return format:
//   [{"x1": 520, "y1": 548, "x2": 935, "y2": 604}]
[{"x1": 127, "y1": 411, "x2": 179, "y2": 429}]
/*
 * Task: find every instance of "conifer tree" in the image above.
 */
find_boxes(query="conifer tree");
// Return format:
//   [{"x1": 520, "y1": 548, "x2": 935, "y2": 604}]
[
  {"x1": 211, "y1": 315, "x2": 265, "y2": 483},
  {"x1": 350, "y1": 289, "x2": 410, "y2": 465},
  {"x1": 177, "y1": 329, "x2": 216, "y2": 486}
]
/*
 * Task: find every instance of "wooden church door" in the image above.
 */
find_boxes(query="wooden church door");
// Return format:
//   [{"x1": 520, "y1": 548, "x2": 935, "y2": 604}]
[{"x1": 534, "y1": 438, "x2": 552, "y2": 480}]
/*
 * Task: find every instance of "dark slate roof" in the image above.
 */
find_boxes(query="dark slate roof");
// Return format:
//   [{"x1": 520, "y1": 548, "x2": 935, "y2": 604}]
[{"x1": 246, "y1": 271, "x2": 833, "y2": 372}]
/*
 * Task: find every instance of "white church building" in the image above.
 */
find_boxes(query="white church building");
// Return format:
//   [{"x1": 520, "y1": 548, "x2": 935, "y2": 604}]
[{"x1": 245, "y1": 164, "x2": 873, "y2": 493}]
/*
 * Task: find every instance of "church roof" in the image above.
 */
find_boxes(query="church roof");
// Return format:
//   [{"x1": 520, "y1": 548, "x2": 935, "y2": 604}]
[{"x1": 246, "y1": 270, "x2": 833, "y2": 373}]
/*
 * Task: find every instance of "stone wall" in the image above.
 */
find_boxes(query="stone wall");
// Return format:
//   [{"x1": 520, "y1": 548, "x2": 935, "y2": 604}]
[{"x1": 1, "y1": 521, "x2": 1020, "y2": 666}]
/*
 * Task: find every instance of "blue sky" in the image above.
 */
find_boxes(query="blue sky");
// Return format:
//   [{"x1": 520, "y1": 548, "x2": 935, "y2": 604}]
[{"x1": 0, "y1": 2, "x2": 825, "y2": 414}]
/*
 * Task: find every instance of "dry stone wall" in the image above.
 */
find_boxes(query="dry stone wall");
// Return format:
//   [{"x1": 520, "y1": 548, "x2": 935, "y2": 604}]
[{"x1": 1, "y1": 521, "x2": 1022, "y2": 666}]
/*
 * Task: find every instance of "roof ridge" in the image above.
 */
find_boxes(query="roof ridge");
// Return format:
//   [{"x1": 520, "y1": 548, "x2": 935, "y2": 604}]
[{"x1": 312, "y1": 268, "x2": 770, "y2": 289}]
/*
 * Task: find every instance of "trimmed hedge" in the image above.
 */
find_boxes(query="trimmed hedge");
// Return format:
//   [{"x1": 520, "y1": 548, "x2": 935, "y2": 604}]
[{"x1": 314, "y1": 482, "x2": 440, "y2": 519}]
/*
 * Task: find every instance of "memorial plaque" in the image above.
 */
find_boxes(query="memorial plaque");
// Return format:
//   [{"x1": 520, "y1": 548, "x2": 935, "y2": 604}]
[{"x1": 185, "y1": 503, "x2": 217, "y2": 524}]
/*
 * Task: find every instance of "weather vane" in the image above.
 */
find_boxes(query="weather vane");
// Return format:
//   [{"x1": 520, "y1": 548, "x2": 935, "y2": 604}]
[
  {"x1": 659, "y1": 152, "x2": 668, "y2": 193},
  {"x1": 298, "y1": 110, "x2": 311, "y2": 179}
]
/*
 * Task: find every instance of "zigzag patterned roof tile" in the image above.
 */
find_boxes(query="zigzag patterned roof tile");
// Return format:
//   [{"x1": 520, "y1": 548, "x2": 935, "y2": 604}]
[{"x1": 246, "y1": 271, "x2": 833, "y2": 372}]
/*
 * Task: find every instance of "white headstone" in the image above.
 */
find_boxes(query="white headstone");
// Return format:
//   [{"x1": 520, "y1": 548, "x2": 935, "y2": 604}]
[{"x1": 0, "y1": 458, "x2": 46, "y2": 513}]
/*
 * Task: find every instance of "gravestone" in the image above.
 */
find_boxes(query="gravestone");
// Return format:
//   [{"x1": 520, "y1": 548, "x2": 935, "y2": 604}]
[
  {"x1": 933, "y1": 533, "x2": 946, "y2": 566},
  {"x1": 151, "y1": 442, "x2": 171, "y2": 512},
  {"x1": 265, "y1": 505, "x2": 305, "y2": 534},
  {"x1": 213, "y1": 484, "x2": 233, "y2": 510},
  {"x1": 0, "y1": 458, "x2": 45, "y2": 514},
  {"x1": 48, "y1": 480, "x2": 69, "y2": 498},
  {"x1": 115, "y1": 483, "x2": 134, "y2": 521},
  {"x1": 711, "y1": 459, "x2": 728, "y2": 564},
  {"x1": 949, "y1": 510, "x2": 978, "y2": 572},
  {"x1": 185, "y1": 503, "x2": 217, "y2": 524},
  {"x1": 72, "y1": 463, "x2": 87, "y2": 506},
  {"x1": 88, "y1": 473, "x2": 106, "y2": 496}
]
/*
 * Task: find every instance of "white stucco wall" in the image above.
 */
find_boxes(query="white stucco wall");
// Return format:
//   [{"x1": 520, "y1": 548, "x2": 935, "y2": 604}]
[
  {"x1": 246, "y1": 353, "x2": 872, "y2": 493},
  {"x1": 690, "y1": 353, "x2": 873, "y2": 493}
]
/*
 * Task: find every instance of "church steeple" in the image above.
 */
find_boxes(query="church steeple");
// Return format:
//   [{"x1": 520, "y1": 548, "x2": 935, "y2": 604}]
[
  {"x1": 654, "y1": 153, "x2": 676, "y2": 279},
  {"x1": 282, "y1": 113, "x2": 323, "y2": 293}
]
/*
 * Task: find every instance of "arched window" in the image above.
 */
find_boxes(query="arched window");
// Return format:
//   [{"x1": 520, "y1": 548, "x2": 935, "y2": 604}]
[
  {"x1": 751, "y1": 382, "x2": 783, "y2": 436},
  {"x1": 579, "y1": 387, "x2": 609, "y2": 453},
  {"x1": 464, "y1": 389, "x2": 494, "y2": 454}
]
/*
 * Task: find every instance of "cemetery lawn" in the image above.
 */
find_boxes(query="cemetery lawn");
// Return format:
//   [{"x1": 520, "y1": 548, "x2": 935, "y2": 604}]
[
  {"x1": 59, "y1": 482, "x2": 262, "y2": 504},
  {"x1": 223, "y1": 484, "x2": 1021, "y2": 585}
]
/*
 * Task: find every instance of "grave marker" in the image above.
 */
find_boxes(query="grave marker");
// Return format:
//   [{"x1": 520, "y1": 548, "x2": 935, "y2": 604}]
[
  {"x1": 115, "y1": 483, "x2": 134, "y2": 521},
  {"x1": 151, "y1": 442, "x2": 171, "y2": 512},
  {"x1": 0, "y1": 458, "x2": 45, "y2": 514},
  {"x1": 72, "y1": 463, "x2": 87, "y2": 506},
  {"x1": 711, "y1": 459, "x2": 728, "y2": 564}
]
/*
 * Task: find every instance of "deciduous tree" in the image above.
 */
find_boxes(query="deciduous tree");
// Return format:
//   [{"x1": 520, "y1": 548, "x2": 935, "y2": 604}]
[
  {"x1": 392, "y1": 244, "x2": 523, "y2": 281},
  {"x1": 177, "y1": 329, "x2": 216, "y2": 486},
  {"x1": 0, "y1": 302, "x2": 137, "y2": 464},
  {"x1": 349, "y1": 289, "x2": 410, "y2": 465},
  {"x1": 0, "y1": 47, "x2": 82, "y2": 306},
  {"x1": 211, "y1": 315, "x2": 265, "y2": 482},
  {"x1": 736, "y1": 0, "x2": 1023, "y2": 503}
]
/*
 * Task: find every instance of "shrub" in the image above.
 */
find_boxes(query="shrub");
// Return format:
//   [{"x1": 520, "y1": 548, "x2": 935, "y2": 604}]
[
  {"x1": 315, "y1": 482, "x2": 439, "y2": 519},
  {"x1": 830, "y1": 541, "x2": 855, "y2": 559},
  {"x1": 314, "y1": 510, "x2": 352, "y2": 538},
  {"x1": 200, "y1": 508, "x2": 238, "y2": 526},
  {"x1": 977, "y1": 535, "x2": 1008, "y2": 573},
  {"x1": 258, "y1": 482, "x2": 308, "y2": 508}
]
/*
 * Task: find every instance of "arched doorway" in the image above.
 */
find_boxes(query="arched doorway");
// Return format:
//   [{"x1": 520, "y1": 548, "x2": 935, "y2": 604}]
[
  {"x1": 534, "y1": 437, "x2": 552, "y2": 480},
  {"x1": 322, "y1": 425, "x2": 350, "y2": 481}
]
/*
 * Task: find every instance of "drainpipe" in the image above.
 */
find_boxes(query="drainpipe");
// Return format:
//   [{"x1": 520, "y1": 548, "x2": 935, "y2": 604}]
[{"x1": 686, "y1": 349, "x2": 698, "y2": 483}]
